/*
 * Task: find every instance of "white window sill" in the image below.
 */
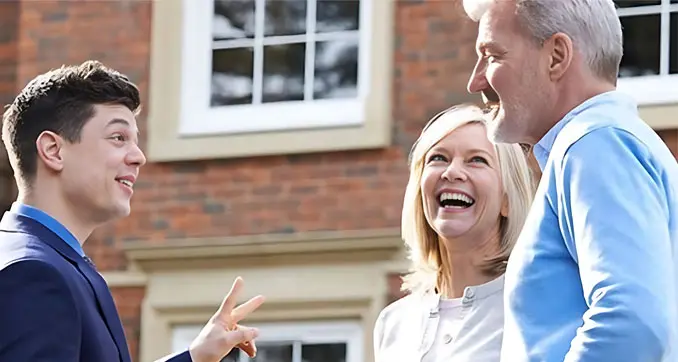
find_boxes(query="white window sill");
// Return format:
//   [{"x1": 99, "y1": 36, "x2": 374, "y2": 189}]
[
  {"x1": 617, "y1": 74, "x2": 678, "y2": 106},
  {"x1": 179, "y1": 98, "x2": 365, "y2": 136}
]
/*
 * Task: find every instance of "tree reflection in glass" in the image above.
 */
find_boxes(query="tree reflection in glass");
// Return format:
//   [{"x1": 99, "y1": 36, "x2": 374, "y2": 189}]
[
  {"x1": 314, "y1": 39, "x2": 359, "y2": 100},
  {"x1": 262, "y1": 43, "x2": 306, "y2": 103},
  {"x1": 210, "y1": 0, "x2": 362, "y2": 108},
  {"x1": 213, "y1": 0, "x2": 255, "y2": 40},
  {"x1": 264, "y1": 0, "x2": 306, "y2": 37},
  {"x1": 211, "y1": 47, "x2": 254, "y2": 106}
]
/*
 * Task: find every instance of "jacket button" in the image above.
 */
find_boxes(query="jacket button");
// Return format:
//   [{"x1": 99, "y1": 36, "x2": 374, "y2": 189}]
[{"x1": 443, "y1": 334, "x2": 453, "y2": 344}]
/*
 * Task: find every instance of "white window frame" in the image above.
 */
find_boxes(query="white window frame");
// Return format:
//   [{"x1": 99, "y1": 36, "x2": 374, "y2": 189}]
[
  {"x1": 172, "y1": 320, "x2": 363, "y2": 362},
  {"x1": 179, "y1": 0, "x2": 373, "y2": 136},
  {"x1": 615, "y1": 0, "x2": 678, "y2": 105}
]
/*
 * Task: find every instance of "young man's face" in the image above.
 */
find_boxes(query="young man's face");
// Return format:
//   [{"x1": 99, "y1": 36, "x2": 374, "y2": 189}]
[{"x1": 60, "y1": 104, "x2": 146, "y2": 223}]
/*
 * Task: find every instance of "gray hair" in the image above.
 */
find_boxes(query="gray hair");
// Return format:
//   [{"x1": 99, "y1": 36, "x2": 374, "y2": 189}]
[{"x1": 463, "y1": 0, "x2": 623, "y2": 82}]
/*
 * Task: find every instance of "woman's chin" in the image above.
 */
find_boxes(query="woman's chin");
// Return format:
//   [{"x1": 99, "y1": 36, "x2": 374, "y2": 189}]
[{"x1": 434, "y1": 220, "x2": 473, "y2": 240}]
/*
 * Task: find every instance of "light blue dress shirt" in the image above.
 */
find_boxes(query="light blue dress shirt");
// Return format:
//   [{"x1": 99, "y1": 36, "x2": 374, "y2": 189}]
[{"x1": 501, "y1": 91, "x2": 678, "y2": 361}]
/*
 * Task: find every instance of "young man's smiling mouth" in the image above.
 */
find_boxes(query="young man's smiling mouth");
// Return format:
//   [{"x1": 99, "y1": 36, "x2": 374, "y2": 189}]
[{"x1": 115, "y1": 175, "x2": 135, "y2": 191}]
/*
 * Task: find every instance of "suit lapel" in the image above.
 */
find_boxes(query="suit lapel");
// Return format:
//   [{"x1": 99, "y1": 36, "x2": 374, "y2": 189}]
[
  {"x1": 77, "y1": 259, "x2": 131, "y2": 362},
  {"x1": 0, "y1": 213, "x2": 131, "y2": 362}
]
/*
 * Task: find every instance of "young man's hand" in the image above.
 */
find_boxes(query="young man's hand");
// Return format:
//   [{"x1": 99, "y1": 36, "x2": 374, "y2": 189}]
[{"x1": 189, "y1": 277, "x2": 265, "y2": 362}]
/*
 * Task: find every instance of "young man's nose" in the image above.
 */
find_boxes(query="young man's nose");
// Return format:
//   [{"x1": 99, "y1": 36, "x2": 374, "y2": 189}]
[{"x1": 126, "y1": 144, "x2": 147, "y2": 167}]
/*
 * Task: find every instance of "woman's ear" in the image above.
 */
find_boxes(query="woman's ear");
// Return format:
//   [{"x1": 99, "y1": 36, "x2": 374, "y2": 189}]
[
  {"x1": 35, "y1": 131, "x2": 65, "y2": 172},
  {"x1": 500, "y1": 193, "x2": 509, "y2": 218}
]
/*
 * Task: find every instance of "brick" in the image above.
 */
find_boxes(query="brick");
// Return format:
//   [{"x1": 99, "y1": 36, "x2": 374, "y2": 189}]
[
  {"x1": 110, "y1": 287, "x2": 144, "y2": 362},
  {"x1": 658, "y1": 130, "x2": 678, "y2": 159}
]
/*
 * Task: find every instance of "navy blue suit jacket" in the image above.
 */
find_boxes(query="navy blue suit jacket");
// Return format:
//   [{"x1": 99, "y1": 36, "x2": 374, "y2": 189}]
[{"x1": 0, "y1": 212, "x2": 192, "y2": 362}]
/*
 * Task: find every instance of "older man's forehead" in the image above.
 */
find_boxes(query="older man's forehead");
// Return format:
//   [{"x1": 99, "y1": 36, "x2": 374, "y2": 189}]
[
  {"x1": 476, "y1": 18, "x2": 501, "y2": 50},
  {"x1": 476, "y1": 3, "x2": 518, "y2": 46}
]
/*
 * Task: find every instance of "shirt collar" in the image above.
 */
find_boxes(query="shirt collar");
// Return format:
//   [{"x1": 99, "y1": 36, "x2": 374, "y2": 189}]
[
  {"x1": 10, "y1": 202, "x2": 85, "y2": 256},
  {"x1": 532, "y1": 90, "x2": 635, "y2": 170}
]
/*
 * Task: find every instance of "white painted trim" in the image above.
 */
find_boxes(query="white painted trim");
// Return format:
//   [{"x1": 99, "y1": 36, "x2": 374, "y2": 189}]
[
  {"x1": 179, "y1": 0, "x2": 373, "y2": 136},
  {"x1": 617, "y1": 75, "x2": 678, "y2": 105},
  {"x1": 179, "y1": 98, "x2": 365, "y2": 135},
  {"x1": 101, "y1": 271, "x2": 147, "y2": 287}
]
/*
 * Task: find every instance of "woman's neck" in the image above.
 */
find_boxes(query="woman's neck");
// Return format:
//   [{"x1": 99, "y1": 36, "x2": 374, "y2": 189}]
[{"x1": 436, "y1": 230, "x2": 502, "y2": 299}]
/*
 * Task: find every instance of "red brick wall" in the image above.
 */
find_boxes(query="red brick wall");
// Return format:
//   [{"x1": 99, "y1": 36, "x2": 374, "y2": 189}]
[
  {"x1": 110, "y1": 287, "x2": 145, "y2": 361},
  {"x1": 3, "y1": 0, "x2": 678, "y2": 361}
]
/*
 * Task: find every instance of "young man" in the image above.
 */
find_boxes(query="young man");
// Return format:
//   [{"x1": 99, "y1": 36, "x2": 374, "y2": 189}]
[
  {"x1": 0, "y1": 61, "x2": 264, "y2": 362},
  {"x1": 463, "y1": 0, "x2": 678, "y2": 361}
]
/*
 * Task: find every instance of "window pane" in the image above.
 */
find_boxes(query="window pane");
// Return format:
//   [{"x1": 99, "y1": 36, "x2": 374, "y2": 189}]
[
  {"x1": 262, "y1": 43, "x2": 306, "y2": 103},
  {"x1": 250, "y1": 343, "x2": 293, "y2": 362},
  {"x1": 314, "y1": 38, "x2": 359, "y2": 100},
  {"x1": 264, "y1": 0, "x2": 306, "y2": 37},
  {"x1": 614, "y1": 0, "x2": 660, "y2": 7},
  {"x1": 619, "y1": 14, "x2": 661, "y2": 77},
  {"x1": 213, "y1": 0, "x2": 256, "y2": 40},
  {"x1": 212, "y1": 48, "x2": 254, "y2": 106},
  {"x1": 671, "y1": 13, "x2": 678, "y2": 74},
  {"x1": 301, "y1": 343, "x2": 347, "y2": 362},
  {"x1": 316, "y1": 0, "x2": 360, "y2": 33}
]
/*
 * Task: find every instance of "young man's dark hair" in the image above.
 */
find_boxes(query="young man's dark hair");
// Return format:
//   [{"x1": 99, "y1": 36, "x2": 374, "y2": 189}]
[{"x1": 1, "y1": 60, "x2": 141, "y2": 187}]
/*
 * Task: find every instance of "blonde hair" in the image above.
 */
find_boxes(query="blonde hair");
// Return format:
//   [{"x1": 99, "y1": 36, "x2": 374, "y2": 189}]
[{"x1": 401, "y1": 104, "x2": 535, "y2": 294}]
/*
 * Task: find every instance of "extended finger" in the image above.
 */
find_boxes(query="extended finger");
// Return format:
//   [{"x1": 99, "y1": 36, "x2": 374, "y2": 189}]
[
  {"x1": 215, "y1": 277, "x2": 243, "y2": 318},
  {"x1": 231, "y1": 295, "x2": 265, "y2": 324}
]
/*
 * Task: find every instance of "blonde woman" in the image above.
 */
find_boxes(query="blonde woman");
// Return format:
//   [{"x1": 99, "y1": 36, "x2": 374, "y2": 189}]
[{"x1": 373, "y1": 104, "x2": 534, "y2": 362}]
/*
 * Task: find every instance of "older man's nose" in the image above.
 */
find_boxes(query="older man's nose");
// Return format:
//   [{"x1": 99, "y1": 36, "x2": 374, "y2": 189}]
[{"x1": 467, "y1": 63, "x2": 488, "y2": 94}]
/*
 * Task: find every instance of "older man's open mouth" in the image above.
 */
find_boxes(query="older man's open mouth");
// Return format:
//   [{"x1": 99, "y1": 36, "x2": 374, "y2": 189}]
[{"x1": 481, "y1": 88, "x2": 501, "y2": 119}]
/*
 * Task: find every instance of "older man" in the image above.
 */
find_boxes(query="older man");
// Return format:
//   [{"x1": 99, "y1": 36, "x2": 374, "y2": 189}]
[{"x1": 463, "y1": 0, "x2": 678, "y2": 361}]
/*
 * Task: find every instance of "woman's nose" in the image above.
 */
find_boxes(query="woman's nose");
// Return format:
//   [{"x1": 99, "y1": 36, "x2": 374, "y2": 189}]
[{"x1": 442, "y1": 161, "x2": 467, "y2": 182}]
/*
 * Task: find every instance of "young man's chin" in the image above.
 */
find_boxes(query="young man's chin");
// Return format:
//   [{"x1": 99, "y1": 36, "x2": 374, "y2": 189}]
[{"x1": 111, "y1": 202, "x2": 132, "y2": 219}]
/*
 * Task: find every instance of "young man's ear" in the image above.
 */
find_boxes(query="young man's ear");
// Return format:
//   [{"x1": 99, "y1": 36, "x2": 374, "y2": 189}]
[{"x1": 35, "y1": 131, "x2": 65, "y2": 172}]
